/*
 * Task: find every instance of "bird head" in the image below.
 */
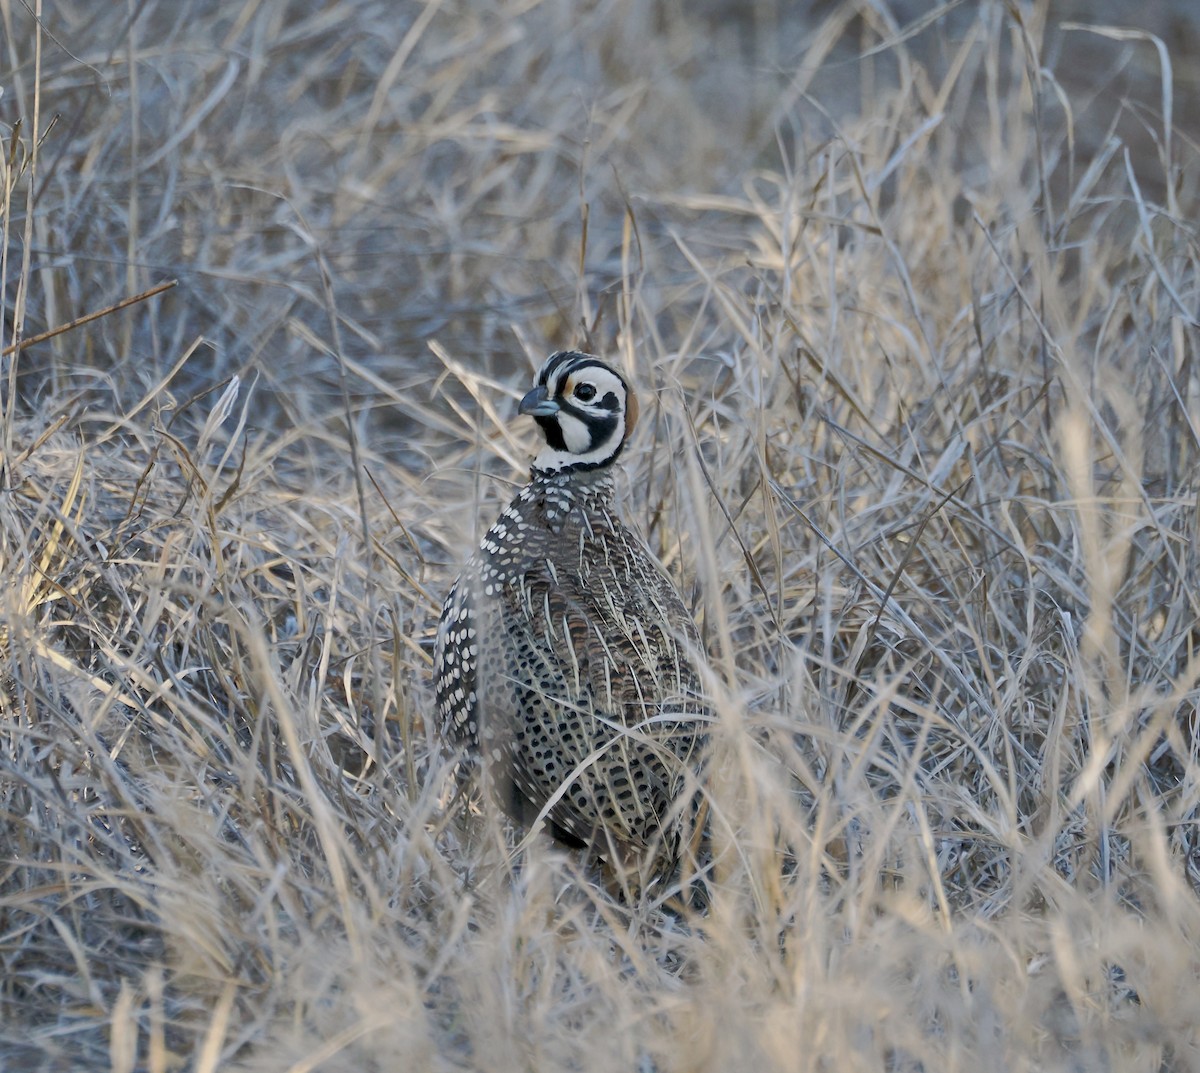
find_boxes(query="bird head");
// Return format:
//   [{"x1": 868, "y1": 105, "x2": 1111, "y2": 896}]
[{"x1": 519, "y1": 351, "x2": 638, "y2": 474}]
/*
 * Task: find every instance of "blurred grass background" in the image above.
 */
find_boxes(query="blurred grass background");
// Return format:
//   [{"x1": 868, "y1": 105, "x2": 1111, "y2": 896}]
[{"x1": 2, "y1": 1, "x2": 1200, "y2": 1070}]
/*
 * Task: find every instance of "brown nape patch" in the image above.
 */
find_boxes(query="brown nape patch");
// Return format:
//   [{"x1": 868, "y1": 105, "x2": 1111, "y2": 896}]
[{"x1": 625, "y1": 384, "x2": 639, "y2": 438}]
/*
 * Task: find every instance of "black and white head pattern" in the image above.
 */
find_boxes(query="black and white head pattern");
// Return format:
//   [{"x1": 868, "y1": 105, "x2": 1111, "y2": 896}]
[{"x1": 518, "y1": 351, "x2": 639, "y2": 474}]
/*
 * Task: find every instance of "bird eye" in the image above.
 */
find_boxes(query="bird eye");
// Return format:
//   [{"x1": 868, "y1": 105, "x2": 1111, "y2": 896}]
[{"x1": 574, "y1": 382, "x2": 597, "y2": 402}]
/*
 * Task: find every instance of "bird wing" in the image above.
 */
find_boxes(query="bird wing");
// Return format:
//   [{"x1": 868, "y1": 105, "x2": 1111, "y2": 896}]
[
  {"x1": 433, "y1": 576, "x2": 480, "y2": 749},
  {"x1": 481, "y1": 525, "x2": 705, "y2": 848}
]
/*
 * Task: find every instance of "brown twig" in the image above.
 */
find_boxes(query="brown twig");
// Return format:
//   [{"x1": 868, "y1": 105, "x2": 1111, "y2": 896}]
[{"x1": 0, "y1": 279, "x2": 177, "y2": 357}]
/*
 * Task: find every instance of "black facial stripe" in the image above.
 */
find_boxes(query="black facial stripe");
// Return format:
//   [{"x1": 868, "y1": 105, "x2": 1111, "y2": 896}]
[
  {"x1": 536, "y1": 421, "x2": 629, "y2": 474},
  {"x1": 540, "y1": 351, "x2": 628, "y2": 399},
  {"x1": 557, "y1": 396, "x2": 620, "y2": 420},
  {"x1": 535, "y1": 414, "x2": 567, "y2": 451},
  {"x1": 556, "y1": 401, "x2": 618, "y2": 443},
  {"x1": 539, "y1": 350, "x2": 588, "y2": 390},
  {"x1": 590, "y1": 412, "x2": 619, "y2": 446}
]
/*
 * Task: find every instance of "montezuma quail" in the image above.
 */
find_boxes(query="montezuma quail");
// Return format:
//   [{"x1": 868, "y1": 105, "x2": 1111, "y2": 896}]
[{"x1": 434, "y1": 351, "x2": 706, "y2": 874}]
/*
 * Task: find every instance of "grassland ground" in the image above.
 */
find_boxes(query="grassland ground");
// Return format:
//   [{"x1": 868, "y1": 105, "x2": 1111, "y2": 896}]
[{"x1": 2, "y1": 1, "x2": 1200, "y2": 1069}]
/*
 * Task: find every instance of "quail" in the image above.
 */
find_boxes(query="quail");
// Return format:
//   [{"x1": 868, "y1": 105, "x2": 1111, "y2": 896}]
[{"x1": 434, "y1": 351, "x2": 706, "y2": 878}]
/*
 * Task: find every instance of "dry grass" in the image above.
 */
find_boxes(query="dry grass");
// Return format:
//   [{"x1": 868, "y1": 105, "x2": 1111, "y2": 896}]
[{"x1": 3, "y1": 0, "x2": 1200, "y2": 1069}]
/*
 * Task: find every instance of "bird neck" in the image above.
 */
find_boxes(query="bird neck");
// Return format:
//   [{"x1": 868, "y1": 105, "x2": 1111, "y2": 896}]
[
  {"x1": 526, "y1": 464, "x2": 617, "y2": 509},
  {"x1": 531, "y1": 460, "x2": 615, "y2": 484}
]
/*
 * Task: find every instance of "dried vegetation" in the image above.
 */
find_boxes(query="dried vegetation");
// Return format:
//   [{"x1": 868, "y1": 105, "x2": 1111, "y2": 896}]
[{"x1": 2, "y1": 0, "x2": 1200, "y2": 1069}]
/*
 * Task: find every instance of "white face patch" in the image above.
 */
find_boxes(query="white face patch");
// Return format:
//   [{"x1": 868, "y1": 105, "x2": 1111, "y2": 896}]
[{"x1": 557, "y1": 413, "x2": 592, "y2": 453}]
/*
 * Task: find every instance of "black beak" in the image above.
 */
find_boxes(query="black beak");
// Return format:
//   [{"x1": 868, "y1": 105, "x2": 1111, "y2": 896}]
[{"x1": 519, "y1": 385, "x2": 560, "y2": 417}]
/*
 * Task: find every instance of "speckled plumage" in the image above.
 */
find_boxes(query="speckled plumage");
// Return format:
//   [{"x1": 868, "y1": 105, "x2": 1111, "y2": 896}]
[{"x1": 434, "y1": 352, "x2": 705, "y2": 862}]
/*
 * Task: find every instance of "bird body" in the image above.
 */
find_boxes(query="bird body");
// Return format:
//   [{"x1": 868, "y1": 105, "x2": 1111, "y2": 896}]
[{"x1": 434, "y1": 352, "x2": 705, "y2": 867}]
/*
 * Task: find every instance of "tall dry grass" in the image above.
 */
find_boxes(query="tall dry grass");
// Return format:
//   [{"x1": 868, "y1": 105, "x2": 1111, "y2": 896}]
[{"x1": 2, "y1": 0, "x2": 1200, "y2": 1069}]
